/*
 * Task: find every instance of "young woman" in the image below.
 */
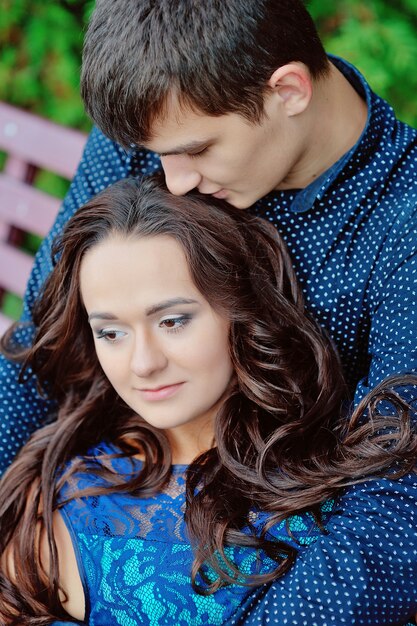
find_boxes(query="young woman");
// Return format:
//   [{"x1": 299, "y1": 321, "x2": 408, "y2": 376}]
[{"x1": 0, "y1": 175, "x2": 416, "y2": 625}]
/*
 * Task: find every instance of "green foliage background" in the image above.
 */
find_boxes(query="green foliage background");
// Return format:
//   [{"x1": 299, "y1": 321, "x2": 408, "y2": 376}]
[
  {"x1": 1, "y1": 0, "x2": 417, "y2": 209},
  {"x1": 1, "y1": 0, "x2": 417, "y2": 129},
  {"x1": 309, "y1": 0, "x2": 417, "y2": 127},
  {"x1": 0, "y1": 0, "x2": 94, "y2": 131}
]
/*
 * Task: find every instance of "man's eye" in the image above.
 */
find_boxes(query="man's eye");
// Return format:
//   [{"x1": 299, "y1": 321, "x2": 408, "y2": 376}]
[{"x1": 188, "y1": 147, "x2": 208, "y2": 159}]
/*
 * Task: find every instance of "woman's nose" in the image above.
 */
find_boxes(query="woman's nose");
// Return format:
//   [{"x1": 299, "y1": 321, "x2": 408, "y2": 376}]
[{"x1": 130, "y1": 332, "x2": 168, "y2": 378}]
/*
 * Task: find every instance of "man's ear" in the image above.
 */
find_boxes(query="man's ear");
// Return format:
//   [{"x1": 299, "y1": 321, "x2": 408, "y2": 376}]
[{"x1": 267, "y1": 63, "x2": 313, "y2": 116}]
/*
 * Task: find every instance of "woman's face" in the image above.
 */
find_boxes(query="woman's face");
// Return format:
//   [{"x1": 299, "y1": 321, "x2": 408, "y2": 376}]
[{"x1": 80, "y1": 233, "x2": 233, "y2": 450}]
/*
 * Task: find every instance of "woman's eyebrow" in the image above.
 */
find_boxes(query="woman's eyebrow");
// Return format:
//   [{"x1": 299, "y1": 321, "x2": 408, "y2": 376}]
[
  {"x1": 88, "y1": 312, "x2": 118, "y2": 322},
  {"x1": 145, "y1": 298, "x2": 199, "y2": 316},
  {"x1": 87, "y1": 298, "x2": 199, "y2": 322}
]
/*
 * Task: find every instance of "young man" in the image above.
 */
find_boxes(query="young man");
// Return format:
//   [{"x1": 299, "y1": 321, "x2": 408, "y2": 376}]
[{"x1": 1, "y1": 1, "x2": 417, "y2": 623}]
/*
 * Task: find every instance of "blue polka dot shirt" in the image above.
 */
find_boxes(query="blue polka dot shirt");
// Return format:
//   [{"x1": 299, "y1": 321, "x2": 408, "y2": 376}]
[{"x1": 1, "y1": 57, "x2": 417, "y2": 624}]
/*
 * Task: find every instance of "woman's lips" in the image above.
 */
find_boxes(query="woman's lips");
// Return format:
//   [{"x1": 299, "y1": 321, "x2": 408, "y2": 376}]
[{"x1": 136, "y1": 382, "x2": 185, "y2": 401}]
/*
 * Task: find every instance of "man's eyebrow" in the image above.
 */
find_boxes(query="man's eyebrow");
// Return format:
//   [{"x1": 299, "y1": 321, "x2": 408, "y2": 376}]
[
  {"x1": 157, "y1": 140, "x2": 210, "y2": 157},
  {"x1": 88, "y1": 298, "x2": 199, "y2": 322}
]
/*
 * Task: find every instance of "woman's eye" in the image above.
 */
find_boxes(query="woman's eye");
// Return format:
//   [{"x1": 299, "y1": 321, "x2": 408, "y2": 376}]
[
  {"x1": 159, "y1": 315, "x2": 191, "y2": 332},
  {"x1": 95, "y1": 329, "x2": 126, "y2": 342}
]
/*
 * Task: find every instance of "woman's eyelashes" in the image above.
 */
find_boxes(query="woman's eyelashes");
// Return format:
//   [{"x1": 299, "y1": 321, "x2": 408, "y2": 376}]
[
  {"x1": 159, "y1": 314, "x2": 193, "y2": 333},
  {"x1": 94, "y1": 328, "x2": 127, "y2": 342},
  {"x1": 93, "y1": 314, "x2": 193, "y2": 342}
]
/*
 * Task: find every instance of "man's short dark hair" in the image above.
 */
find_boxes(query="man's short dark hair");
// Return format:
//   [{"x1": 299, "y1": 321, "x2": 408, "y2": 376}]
[{"x1": 81, "y1": 0, "x2": 330, "y2": 148}]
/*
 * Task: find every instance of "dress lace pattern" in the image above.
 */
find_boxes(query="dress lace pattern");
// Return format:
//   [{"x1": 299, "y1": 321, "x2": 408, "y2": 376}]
[{"x1": 59, "y1": 442, "x2": 335, "y2": 625}]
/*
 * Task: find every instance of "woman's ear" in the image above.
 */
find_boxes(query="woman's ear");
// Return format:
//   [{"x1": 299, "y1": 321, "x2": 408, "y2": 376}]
[{"x1": 267, "y1": 63, "x2": 313, "y2": 117}]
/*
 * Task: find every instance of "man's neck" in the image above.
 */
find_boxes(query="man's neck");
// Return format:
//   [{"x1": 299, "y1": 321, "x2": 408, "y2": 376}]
[{"x1": 279, "y1": 62, "x2": 368, "y2": 191}]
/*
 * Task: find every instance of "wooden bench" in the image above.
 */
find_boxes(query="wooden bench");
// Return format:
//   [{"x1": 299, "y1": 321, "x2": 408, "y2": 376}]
[{"x1": 0, "y1": 102, "x2": 87, "y2": 335}]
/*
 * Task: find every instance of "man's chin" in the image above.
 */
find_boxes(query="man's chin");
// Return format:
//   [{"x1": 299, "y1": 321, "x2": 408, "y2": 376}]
[{"x1": 227, "y1": 195, "x2": 256, "y2": 210}]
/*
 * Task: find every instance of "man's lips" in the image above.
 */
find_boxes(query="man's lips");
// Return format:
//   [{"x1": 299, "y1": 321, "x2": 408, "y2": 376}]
[
  {"x1": 211, "y1": 189, "x2": 228, "y2": 199},
  {"x1": 135, "y1": 382, "x2": 185, "y2": 401}
]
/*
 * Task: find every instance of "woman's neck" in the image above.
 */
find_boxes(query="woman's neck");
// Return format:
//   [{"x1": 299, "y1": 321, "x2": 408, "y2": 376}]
[
  {"x1": 124, "y1": 419, "x2": 215, "y2": 465},
  {"x1": 167, "y1": 421, "x2": 214, "y2": 465}
]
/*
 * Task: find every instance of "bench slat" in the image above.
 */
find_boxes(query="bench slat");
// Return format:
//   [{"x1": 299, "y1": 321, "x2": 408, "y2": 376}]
[
  {"x1": 0, "y1": 241, "x2": 35, "y2": 297},
  {"x1": 0, "y1": 174, "x2": 61, "y2": 238},
  {"x1": 0, "y1": 102, "x2": 86, "y2": 179},
  {"x1": 0, "y1": 102, "x2": 88, "y2": 333},
  {"x1": 0, "y1": 312, "x2": 12, "y2": 337}
]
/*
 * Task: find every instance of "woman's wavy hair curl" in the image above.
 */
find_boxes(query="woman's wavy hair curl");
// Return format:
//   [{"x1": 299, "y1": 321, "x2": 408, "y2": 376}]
[{"x1": 0, "y1": 174, "x2": 416, "y2": 623}]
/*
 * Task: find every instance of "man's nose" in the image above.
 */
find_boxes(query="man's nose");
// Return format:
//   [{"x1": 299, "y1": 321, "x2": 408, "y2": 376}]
[
  {"x1": 161, "y1": 155, "x2": 202, "y2": 196},
  {"x1": 130, "y1": 331, "x2": 167, "y2": 378}
]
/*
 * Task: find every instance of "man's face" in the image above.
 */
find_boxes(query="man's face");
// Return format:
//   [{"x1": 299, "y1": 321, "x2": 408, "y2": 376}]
[{"x1": 144, "y1": 94, "x2": 304, "y2": 209}]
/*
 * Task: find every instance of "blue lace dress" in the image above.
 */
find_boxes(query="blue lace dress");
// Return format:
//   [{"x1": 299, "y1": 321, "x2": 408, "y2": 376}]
[{"x1": 57, "y1": 442, "x2": 334, "y2": 625}]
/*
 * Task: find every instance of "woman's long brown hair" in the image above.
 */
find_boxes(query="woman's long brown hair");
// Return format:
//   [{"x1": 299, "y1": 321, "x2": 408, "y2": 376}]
[{"x1": 0, "y1": 175, "x2": 416, "y2": 623}]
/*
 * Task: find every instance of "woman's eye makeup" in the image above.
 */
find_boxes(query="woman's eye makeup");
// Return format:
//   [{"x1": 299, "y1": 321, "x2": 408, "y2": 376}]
[
  {"x1": 159, "y1": 314, "x2": 192, "y2": 332},
  {"x1": 94, "y1": 328, "x2": 126, "y2": 342},
  {"x1": 92, "y1": 312, "x2": 194, "y2": 340}
]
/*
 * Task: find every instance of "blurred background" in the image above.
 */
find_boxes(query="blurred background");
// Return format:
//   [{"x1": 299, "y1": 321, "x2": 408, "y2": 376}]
[{"x1": 1, "y1": 0, "x2": 417, "y2": 321}]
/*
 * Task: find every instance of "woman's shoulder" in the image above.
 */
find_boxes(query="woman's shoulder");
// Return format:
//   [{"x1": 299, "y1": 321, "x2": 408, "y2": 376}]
[
  {"x1": 56, "y1": 441, "x2": 188, "y2": 541},
  {"x1": 59, "y1": 441, "x2": 141, "y2": 492},
  {"x1": 56, "y1": 441, "x2": 144, "y2": 529}
]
